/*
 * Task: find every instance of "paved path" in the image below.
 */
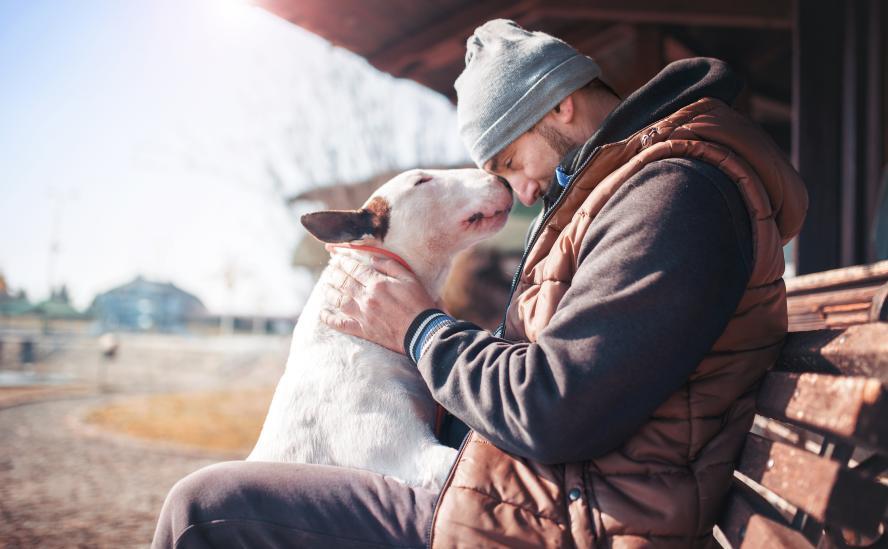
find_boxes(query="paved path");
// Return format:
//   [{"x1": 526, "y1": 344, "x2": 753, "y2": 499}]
[{"x1": 0, "y1": 395, "x2": 220, "y2": 548}]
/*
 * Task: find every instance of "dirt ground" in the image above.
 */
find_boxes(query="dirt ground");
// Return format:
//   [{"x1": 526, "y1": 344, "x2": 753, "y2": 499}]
[
  {"x1": 1, "y1": 396, "x2": 218, "y2": 548},
  {"x1": 84, "y1": 388, "x2": 274, "y2": 455},
  {"x1": 0, "y1": 333, "x2": 289, "y2": 548}
]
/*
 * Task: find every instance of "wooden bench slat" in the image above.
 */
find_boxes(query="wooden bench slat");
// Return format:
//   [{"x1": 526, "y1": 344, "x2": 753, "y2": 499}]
[
  {"x1": 756, "y1": 371, "x2": 887, "y2": 452},
  {"x1": 737, "y1": 434, "x2": 888, "y2": 535},
  {"x1": 786, "y1": 263, "x2": 888, "y2": 330},
  {"x1": 718, "y1": 482, "x2": 813, "y2": 549},
  {"x1": 785, "y1": 261, "x2": 888, "y2": 294},
  {"x1": 721, "y1": 263, "x2": 888, "y2": 548},
  {"x1": 870, "y1": 283, "x2": 888, "y2": 322},
  {"x1": 788, "y1": 287, "x2": 882, "y2": 330},
  {"x1": 776, "y1": 323, "x2": 888, "y2": 383}
]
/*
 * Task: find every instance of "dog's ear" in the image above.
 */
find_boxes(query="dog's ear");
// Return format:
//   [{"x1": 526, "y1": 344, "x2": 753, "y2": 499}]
[{"x1": 301, "y1": 198, "x2": 390, "y2": 243}]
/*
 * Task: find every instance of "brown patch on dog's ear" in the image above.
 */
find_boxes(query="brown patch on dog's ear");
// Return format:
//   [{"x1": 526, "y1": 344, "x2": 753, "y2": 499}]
[
  {"x1": 363, "y1": 197, "x2": 390, "y2": 240},
  {"x1": 300, "y1": 197, "x2": 390, "y2": 243}
]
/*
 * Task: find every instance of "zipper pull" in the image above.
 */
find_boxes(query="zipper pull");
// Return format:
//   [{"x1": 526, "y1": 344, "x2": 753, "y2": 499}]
[{"x1": 640, "y1": 127, "x2": 659, "y2": 149}]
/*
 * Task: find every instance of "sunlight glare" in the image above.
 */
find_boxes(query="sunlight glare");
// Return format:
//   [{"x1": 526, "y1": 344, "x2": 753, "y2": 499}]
[{"x1": 211, "y1": 0, "x2": 255, "y2": 27}]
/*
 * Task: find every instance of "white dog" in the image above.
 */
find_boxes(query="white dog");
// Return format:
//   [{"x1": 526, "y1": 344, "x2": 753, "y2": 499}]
[{"x1": 248, "y1": 169, "x2": 513, "y2": 490}]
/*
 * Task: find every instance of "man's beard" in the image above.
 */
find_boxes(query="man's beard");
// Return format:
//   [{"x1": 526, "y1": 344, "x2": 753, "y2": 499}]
[
  {"x1": 534, "y1": 122, "x2": 580, "y2": 202},
  {"x1": 533, "y1": 122, "x2": 578, "y2": 159}
]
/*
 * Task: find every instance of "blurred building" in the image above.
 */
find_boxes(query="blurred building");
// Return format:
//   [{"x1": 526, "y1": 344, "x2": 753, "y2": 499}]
[
  {"x1": 0, "y1": 289, "x2": 32, "y2": 317},
  {"x1": 89, "y1": 276, "x2": 207, "y2": 333},
  {"x1": 0, "y1": 279, "x2": 93, "y2": 339},
  {"x1": 30, "y1": 286, "x2": 85, "y2": 320}
]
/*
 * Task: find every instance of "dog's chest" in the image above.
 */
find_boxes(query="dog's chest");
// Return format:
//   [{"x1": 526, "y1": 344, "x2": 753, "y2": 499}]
[
  {"x1": 248, "y1": 272, "x2": 439, "y2": 466},
  {"x1": 282, "y1": 324, "x2": 433, "y2": 418}
]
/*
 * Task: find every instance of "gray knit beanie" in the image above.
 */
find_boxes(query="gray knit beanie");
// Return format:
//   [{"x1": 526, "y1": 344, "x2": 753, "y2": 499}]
[{"x1": 455, "y1": 19, "x2": 601, "y2": 168}]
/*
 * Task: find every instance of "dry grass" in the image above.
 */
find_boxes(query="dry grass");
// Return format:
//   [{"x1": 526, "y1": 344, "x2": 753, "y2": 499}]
[
  {"x1": 84, "y1": 387, "x2": 275, "y2": 454},
  {"x1": 0, "y1": 385, "x2": 94, "y2": 409}
]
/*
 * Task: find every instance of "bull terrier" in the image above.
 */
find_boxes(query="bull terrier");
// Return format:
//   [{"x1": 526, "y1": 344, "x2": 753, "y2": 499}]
[{"x1": 248, "y1": 169, "x2": 513, "y2": 490}]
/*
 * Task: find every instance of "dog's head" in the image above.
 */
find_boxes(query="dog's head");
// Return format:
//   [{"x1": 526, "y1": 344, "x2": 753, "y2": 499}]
[{"x1": 301, "y1": 169, "x2": 513, "y2": 270}]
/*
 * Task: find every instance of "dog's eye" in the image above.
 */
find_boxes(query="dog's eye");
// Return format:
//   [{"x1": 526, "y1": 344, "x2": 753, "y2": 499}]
[{"x1": 414, "y1": 175, "x2": 433, "y2": 187}]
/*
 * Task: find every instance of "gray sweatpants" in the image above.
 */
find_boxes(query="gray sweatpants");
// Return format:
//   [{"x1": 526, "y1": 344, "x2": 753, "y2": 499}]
[{"x1": 151, "y1": 461, "x2": 437, "y2": 548}]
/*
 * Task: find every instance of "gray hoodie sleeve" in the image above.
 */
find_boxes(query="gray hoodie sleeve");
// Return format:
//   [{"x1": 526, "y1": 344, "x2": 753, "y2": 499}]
[{"x1": 416, "y1": 158, "x2": 753, "y2": 464}]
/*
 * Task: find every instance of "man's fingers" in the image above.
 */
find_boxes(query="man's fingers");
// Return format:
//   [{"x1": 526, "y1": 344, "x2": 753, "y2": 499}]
[
  {"x1": 329, "y1": 253, "x2": 376, "y2": 286},
  {"x1": 327, "y1": 249, "x2": 415, "y2": 283},
  {"x1": 324, "y1": 284, "x2": 344, "y2": 310},
  {"x1": 370, "y1": 255, "x2": 416, "y2": 281},
  {"x1": 327, "y1": 264, "x2": 364, "y2": 296},
  {"x1": 324, "y1": 283, "x2": 363, "y2": 315},
  {"x1": 319, "y1": 307, "x2": 362, "y2": 337}
]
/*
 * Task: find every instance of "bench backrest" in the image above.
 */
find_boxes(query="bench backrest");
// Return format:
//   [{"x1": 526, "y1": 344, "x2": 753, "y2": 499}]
[{"x1": 716, "y1": 261, "x2": 888, "y2": 548}]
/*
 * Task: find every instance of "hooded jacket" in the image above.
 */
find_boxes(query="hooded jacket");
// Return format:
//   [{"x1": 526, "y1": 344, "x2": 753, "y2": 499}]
[{"x1": 416, "y1": 58, "x2": 808, "y2": 547}]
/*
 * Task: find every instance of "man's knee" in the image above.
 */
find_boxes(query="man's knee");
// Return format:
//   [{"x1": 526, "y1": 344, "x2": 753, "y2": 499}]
[{"x1": 153, "y1": 461, "x2": 244, "y2": 548}]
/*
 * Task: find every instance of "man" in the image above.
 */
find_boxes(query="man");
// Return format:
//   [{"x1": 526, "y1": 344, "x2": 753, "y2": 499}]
[{"x1": 153, "y1": 20, "x2": 807, "y2": 548}]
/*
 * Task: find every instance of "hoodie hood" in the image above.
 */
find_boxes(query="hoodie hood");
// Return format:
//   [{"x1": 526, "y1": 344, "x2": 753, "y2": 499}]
[{"x1": 547, "y1": 57, "x2": 744, "y2": 205}]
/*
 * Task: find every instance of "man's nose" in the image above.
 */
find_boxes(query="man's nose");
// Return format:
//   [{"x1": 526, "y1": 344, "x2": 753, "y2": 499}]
[
  {"x1": 519, "y1": 197, "x2": 537, "y2": 207},
  {"x1": 515, "y1": 183, "x2": 539, "y2": 207}
]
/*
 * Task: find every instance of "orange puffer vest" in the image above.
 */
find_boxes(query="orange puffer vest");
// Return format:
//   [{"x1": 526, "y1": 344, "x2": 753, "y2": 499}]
[{"x1": 430, "y1": 97, "x2": 808, "y2": 548}]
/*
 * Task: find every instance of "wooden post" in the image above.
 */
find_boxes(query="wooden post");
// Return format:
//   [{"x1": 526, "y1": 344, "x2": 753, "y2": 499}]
[
  {"x1": 841, "y1": 0, "x2": 864, "y2": 267},
  {"x1": 843, "y1": 0, "x2": 884, "y2": 265},
  {"x1": 864, "y1": 0, "x2": 884, "y2": 262},
  {"x1": 793, "y1": 0, "x2": 843, "y2": 274},
  {"x1": 794, "y1": 0, "x2": 885, "y2": 272}
]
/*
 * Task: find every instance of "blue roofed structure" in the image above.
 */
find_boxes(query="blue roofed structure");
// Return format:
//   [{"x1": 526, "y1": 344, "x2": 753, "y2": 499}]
[{"x1": 89, "y1": 276, "x2": 207, "y2": 333}]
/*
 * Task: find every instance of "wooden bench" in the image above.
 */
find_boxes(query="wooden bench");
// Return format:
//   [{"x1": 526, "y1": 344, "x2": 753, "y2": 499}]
[{"x1": 716, "y1": 261, "x2": 888, "y2": 548}]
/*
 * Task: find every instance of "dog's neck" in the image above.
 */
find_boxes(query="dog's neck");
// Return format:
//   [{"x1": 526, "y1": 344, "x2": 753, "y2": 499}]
[
  {"x1": 333, "y1": 245, "x2": 453, "y2": 300},
  {"x1": 404, "y1": 253, "x2": 453, "y2": 300}
]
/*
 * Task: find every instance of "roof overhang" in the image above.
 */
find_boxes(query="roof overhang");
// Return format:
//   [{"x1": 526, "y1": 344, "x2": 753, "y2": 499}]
[{"x1": 255, "y1": 0, "x2": 792, "y2": 100}]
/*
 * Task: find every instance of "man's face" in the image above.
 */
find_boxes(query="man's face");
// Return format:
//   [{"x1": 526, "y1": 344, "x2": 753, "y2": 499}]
[{"x1": 483, "y1": 122, "x2": 577, "y2": 207}]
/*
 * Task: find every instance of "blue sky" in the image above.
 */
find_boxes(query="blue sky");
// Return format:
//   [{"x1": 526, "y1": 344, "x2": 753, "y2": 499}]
[{"x1": 0, "y1": 0, "x2": 467, "y2": 315}]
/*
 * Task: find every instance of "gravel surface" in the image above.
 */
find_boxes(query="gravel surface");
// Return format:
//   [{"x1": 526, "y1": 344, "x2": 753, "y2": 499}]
[
  {"x1": 0, "y1": 333, "x2": 290, "y2": 548},
  {"x1": 0, "y1": 396, "x2": 217, "y2": 548}
]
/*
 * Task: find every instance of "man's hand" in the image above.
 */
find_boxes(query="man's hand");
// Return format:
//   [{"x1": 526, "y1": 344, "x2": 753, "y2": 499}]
[{"x1": 320, "y1": 247, "x2": 437, "y2": 354}]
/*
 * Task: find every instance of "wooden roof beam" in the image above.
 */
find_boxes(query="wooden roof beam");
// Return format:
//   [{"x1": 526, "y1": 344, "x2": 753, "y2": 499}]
[
  {"x1": 569, "y1": 23, "x2": 637, "y2": 60},
  {"x1": 367, "y1": 0, "x2": 537, "y2": 76},
  {"x1": 533, "y1": 0, "x2": 792, "y2": 30}
]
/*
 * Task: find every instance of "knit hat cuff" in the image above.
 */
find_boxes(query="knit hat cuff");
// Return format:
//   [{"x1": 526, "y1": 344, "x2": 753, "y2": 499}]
[{"x1": 468, "y1": 54, "x2": 600, "y2": 167}]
